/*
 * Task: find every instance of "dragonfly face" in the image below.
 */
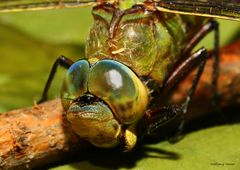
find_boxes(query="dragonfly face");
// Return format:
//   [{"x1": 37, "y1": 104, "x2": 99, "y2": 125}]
[{"x1": 61, "y1": 59, "x2": 148, "y2": 148}]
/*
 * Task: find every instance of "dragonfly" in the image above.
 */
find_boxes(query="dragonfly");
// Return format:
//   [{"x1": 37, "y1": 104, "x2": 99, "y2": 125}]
[{"x1": 1, "y1": 0, "x2": 240, "y2": 151}]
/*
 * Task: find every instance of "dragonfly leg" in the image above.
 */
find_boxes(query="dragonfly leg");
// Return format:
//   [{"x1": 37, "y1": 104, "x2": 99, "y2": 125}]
[
  {"x1": 168, "y1": 48, "x2": 207, "y2": 143},
  {"x1": 183, "y1": 20, "x2": 220, "y2": 109},
  {"x1": 38, "y1": 56, "x2": 74, "y2": 103},
  {"x1": 145, "y1": 48, "x2": 207, "y2": 142},
  {"x1": 164, "y1": 48, "x2": 208, "y2": 93},
  {"x1": 183, "y1": 20, "x2": 219, "y2": 55},
  {"x1": 166, "y1": 20, "x2": 221, "y2": 142},
  {"x1": 144, "y1": 105, "x2": 182, "y2": 137}
]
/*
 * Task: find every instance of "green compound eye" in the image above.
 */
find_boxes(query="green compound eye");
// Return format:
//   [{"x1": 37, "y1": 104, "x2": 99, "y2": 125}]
[
  {"x1": 61, "y1": 60, "x2": 90, "y2": 110},
  {"x1": 88, "y1": 60, "x2": 149, "y2": 124}
]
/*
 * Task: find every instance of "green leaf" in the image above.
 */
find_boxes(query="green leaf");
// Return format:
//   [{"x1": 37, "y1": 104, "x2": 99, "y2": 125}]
[
  {"x1": 0, "y1": 18, "x2": 85, "y2": 111},
  {"x1": 0, "y1": 7, "x2": 93, "y2": 44},
  {"x1": 50, "y1": 124, "x2": 240, "y2": 170}
]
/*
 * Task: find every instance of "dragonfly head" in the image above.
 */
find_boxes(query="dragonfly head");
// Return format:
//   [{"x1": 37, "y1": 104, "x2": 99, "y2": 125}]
[{"x1": 61, "y1": 59, "x2": 149, "y2": 149}]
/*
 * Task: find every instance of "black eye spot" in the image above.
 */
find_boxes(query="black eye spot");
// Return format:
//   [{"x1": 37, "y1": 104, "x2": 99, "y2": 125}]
[{"x1": 75, "y1": 93, "x2": 99, "y2": 106}]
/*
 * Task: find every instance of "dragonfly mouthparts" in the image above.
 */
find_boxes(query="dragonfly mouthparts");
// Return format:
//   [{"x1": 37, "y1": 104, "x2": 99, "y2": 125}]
[{"x1": 75, "y1": 93, "x2": 100, "y2": 106}]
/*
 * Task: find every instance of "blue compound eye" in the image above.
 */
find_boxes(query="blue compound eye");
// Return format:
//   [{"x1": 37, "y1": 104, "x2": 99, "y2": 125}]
[
  {"x1": 88, "y1": 60, "x2": 149, "y2": 124},
  {"x1": 61, "y1": 60, "x2": 90, "y2": 110}
]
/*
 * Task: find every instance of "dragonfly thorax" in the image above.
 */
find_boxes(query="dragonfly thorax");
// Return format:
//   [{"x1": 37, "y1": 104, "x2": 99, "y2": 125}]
[{"x1": 85, "y1": 3, "x2": 191, "y2": 87}]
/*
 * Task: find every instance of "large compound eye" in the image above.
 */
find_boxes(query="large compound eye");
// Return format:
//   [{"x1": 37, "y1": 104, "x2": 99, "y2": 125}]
[
  {"x1": 88, "y1": 60, "x2": 148, "y2": 124},
  {"x1": 61, "y1": 60, "x2": 90, "y2": 109}
]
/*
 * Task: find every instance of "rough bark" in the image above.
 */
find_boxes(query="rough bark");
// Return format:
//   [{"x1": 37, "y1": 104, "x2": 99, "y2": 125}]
[
  {"x1": 0, "y1": 100, "x2": 91, "y2": 169},
  {"x1": 0, "y1": 40, "x2": 240, "y2": 169}
]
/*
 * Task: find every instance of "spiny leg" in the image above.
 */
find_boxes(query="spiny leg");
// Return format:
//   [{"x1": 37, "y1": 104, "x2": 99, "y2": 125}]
[
  {"x1": 145, "y1": 105, "x2": 183, "y2": 137},
  {"x1": 164, "y1": 48, "x2": 208, "y2": 93},
  {"x1": 183, "y1": 20, "x2": 220, "y2": 109},
  {"x1": 184, "y1": 19, "x2": 225, "y2": 122},
  {"x1": 212, "y1": 21, "x2": 220, "y2": 109},
  {"x1": 166, "y1": 20, "x2": 220, "y2": 142},
  {"x1": 38, "y1": 56, "x2": 74, "y2": 103},
  {"x1": 168, "y1": 50, "x2": 207, "y2": 143},
  {"x1": 145, "y1": 48, "x2": 207, "y2": 141}
]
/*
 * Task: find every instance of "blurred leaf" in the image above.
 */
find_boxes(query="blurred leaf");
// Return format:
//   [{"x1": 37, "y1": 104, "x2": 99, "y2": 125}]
[
  {"x1": 0, "y1": 8, "x2": 93, "y2": 111},
  {"x1": 50, "y1": 124, "x2": 240, "y2": 170},
  {"x1": 0, "y1": 7, "x2": 93, "y2": 44},
  {"x1": 0, "y1": 23, "x2": 85, "y2": 111}
]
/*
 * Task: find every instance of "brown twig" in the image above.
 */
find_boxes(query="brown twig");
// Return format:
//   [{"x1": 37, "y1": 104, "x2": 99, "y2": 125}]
[
  {"x1": 0, "y1": 40, "x2": 240, "y2": 169},
  {"x1": 0, "y1": 100, "x2": 91, "y2": 169}
]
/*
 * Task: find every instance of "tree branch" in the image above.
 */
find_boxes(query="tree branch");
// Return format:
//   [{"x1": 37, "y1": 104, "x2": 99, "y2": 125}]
[{"x1": 0, "y1": 99, "x2": 92, "y2": 169}]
